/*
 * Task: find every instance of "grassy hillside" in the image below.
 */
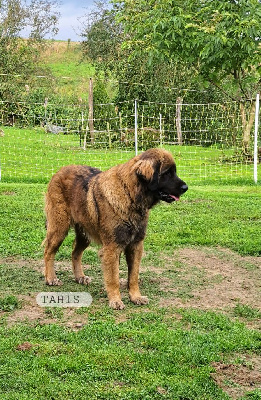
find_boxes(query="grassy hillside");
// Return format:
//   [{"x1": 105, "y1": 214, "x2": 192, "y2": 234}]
[{"x1": 41, "y1": 40, "x2": 95, "y2": 99}]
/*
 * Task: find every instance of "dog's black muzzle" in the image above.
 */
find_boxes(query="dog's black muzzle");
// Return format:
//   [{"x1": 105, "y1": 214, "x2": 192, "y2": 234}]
[{"x1": 180, "y1": 184, "x2": 188, "y2": 194}]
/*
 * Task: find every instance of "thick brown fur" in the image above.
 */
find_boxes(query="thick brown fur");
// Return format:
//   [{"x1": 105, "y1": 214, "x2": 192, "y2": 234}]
[{"x1": 43, "y1": 148, "x2": 188, "y2": 309}]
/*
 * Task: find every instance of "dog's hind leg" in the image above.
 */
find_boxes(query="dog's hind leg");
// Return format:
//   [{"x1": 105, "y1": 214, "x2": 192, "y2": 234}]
[
  {"x1": 72, "y1": 224, "x2": 92, "y2": 285},
  {"x1": 44, "y1": 212, "x2": 70, "y2": 286},
  {"x1": 125, "y1": 241, "x2": 149, "y2": 305}
]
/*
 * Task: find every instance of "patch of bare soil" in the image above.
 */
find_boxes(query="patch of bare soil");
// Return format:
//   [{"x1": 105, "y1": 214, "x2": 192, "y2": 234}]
[
  {"x1": 0, "y1": 191, "x2": 16, "y2": 196},
  {"x1": 158, "y1": 247, "x2": 261, "y2": 315},
  {"x1": 6, "y1": 294, "x2": 90, "y2": 330},
  {"x1": 2, "y1": 247, "x2": 261, "y2": 329},
  {"x1": 0, "y1": 257, "x2": 75, "y2": 274},
  {"x1": 211, "y1": 355, "x2": 261, "y2": 399},
  {"x1": 0, "y1": 258, "x2": 92, "y2": 329}
]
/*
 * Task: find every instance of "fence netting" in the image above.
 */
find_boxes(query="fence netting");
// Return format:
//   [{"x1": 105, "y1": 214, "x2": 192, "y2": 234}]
[{"x1": 0, "y1": 90, "x2": 259, "y2": 184}]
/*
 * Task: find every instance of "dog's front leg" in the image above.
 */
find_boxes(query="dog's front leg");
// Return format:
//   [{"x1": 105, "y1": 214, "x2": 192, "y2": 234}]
[
  {"x1": 125, "y1": 241, "x2": 149, "y2": 306},
  {"x1": 100, "y1": 244, "x2": 125, "y2": 310}
]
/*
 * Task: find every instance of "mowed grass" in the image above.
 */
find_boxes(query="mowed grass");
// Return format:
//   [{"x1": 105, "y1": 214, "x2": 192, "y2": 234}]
[
  {"x1": 0, "y1": 128, "x2": 261, "y2": 399},
  {"x1": 0, "y1": 183, "x2": 261, "y2": 258},
  {"x1": 1, "y1": 126, "x2": 260, "y2": 184},
  {"x1": 0, "y1": 127, "x2": 135, "y2": 183},
  {"x1": 0, "y1": 310, "x2": 260, "y2": 400},
  {"x1": 0, "y1": 187, "x2": 261, "y2": 400}
]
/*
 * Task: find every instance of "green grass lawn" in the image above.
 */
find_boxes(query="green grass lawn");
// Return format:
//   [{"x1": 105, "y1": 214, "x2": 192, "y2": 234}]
[
  {"x1": 0, "y1": 183, "x2": 261, "y2": 258},
  {"x1": 0, "y1": 310, "x2": 260, "y2": 400},
  {"x1": 0, "y1": 127, "x2": 135, "y2": 183},
  {"x1": 0, "y1": 182, "x2": 261, "y2": 399},
  {"x1": 0, "y1": 131, "x2": 261, "y2": 399},
  {"x1": 1, "y1": 126, "x2": 260, "y2": 184}
]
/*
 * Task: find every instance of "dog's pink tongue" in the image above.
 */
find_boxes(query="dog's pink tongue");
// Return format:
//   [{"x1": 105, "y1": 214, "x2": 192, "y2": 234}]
[{"x1": 170, "y1": 195, "x2": 180, "y2": 201}]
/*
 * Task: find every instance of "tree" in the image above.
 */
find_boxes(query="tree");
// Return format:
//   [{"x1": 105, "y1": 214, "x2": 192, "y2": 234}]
[
  {"x1": 0, "y1": 0, "x2": 60, "y2": 40},
  {"x1": 80, "y1": 0, "x2": 123, "y2": 72},
  {"x1": 116, "y1": 0, "x2": 261, "y2": 153},
  {"x1": 0, "y1": 0, "x2": 60, "y2": 102},
  {"x1": 80, "y1": 1, "x2": 208, "y2": 106}
]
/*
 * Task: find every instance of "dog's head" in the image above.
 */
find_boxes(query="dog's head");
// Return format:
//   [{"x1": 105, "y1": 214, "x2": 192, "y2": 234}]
[{"x1": 134, "y1": 148, "x2": 188, "y2": 203}]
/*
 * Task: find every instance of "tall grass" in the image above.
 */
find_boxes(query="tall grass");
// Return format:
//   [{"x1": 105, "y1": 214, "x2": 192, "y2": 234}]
[{"x1": 41, "y1": 41, "x2": 95, "y2": 99}]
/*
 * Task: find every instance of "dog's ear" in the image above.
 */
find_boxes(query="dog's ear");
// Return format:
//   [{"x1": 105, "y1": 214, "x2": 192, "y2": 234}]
[{"x1": 134, "y1": 159, "x2": 160, "y2": 190}]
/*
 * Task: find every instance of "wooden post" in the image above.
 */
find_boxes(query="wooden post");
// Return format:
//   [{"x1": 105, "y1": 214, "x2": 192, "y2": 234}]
[
  {"x1": 83, "y1": 123, "x2": 88, "y2": 151},
  {"x1": 119, "y1": 112, "x2": 123, "y2": 142},
  {"x1": 107, "y1": 122, "x2": 111, "y2": 149},
  {"x1": 81, "y1": 101, "x2": 88, "y2": 151},
  {"x1": 176, "y1": 96, "x2": 183, "y2": 145},
  {"x1": 88, "y1": 78, "x2": 94, "y2": 144},
  {"x1": 44, "y1": 97, "x2": 48, "y2": 125},
  {"x1": 159, "y1": 113, "x2": 163, "y2": 147},
  {"x1": 81, "y1": 109, "x2": 84, "y2": 148}
]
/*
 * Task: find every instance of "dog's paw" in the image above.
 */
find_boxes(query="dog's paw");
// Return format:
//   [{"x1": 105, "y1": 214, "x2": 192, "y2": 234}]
[
  {"x1": 45, "y1": 278, "x2": 63, "y2": 286},
  {"x1": 130, "y1": 295, "x2": 149, "y2": 306},
  {"x1": 109, "y1": 299, "x2": 125, "y2": 310},
  {"x1": 75, "y1": 276, "x2": 92, "y2": 285}
]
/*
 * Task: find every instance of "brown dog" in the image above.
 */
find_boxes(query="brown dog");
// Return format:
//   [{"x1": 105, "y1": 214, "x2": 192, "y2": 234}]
[{"x1": 43, "y1": 148, "x2": 188, "y2": 309}]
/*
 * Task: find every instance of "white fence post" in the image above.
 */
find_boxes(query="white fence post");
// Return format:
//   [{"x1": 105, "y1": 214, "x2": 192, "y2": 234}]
[
  {"x1": 254, "y1": 93, "x2": 260, "y2": 184},
  {"x1": 135, "y1": 99, "x2": 138, "y2": 155}
]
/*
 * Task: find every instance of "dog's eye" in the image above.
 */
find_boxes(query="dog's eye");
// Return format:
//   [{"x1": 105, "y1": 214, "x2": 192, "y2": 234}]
[{"x1": 162, "y1": 169, "x2": 172, "y2": 178}]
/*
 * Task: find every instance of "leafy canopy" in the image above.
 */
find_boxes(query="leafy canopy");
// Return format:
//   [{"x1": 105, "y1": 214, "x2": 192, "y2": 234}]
[
  {"x1": 0, "y1": 0, "x2": 60, "y2": 40},
  {"x1": 116, "y1": 0, "x2": 261, "y2": 99},
  {"x1": 80, "y1": 0, "x2": 122, "y2": 69}
]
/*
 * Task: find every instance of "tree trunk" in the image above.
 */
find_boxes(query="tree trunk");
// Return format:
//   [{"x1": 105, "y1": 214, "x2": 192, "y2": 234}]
[
  {"x1": 88, "y1": 78, "x2": 94, "y2": 144},
  {"x1": 240, "y1": 100, "x2": 256, "y2": 155},
  {"x1": 176, "y1": 97, "x2": 183, "y2": 145}
]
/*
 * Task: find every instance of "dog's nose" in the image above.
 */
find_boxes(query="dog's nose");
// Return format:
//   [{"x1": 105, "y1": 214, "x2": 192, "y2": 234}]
[{"x1": 180, "y1": 184, "x2": 188, "y2": 193}]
